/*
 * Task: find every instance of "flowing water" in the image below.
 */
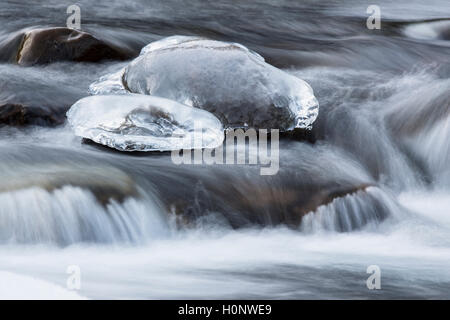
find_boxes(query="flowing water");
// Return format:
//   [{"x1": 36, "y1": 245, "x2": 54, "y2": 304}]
[{"x1": 0, "y1": 0, "x2": 449, "y2": 299}]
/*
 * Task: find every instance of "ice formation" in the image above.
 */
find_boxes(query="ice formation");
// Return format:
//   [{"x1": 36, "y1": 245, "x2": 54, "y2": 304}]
[
  {"x1": 90, "y1": 36, "x2": 319, "y2": 131},
  {"x1": 66, "y1": 94, "x2": 224, "y2": 151}
]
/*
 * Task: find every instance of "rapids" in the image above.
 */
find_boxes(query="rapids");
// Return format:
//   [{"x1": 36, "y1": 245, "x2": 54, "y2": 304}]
[{"x1": 0, "y1": 0, "x2": 449, "y2": 299}]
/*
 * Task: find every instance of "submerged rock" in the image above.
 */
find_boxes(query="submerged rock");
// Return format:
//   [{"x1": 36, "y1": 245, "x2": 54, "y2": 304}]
[
  {"x1": 0, "y1": 62, "x2": 89, "y2": 127},
  {"x1": 0, "y1": 162, "x2": 138, "y2": 206},
  {"x1": 159, "y1": 167, "x2": 387, "y2": 231},
  {"x1": 90, "y1": 36, "x2": 319, "y2": 131},
  {"x1": 0, "y1": 140, "x2": 387, "y2": 236},
  {"x1": 0, "y1": 103, "x2": 65, "y2": 126},
  {"x1": 14, "y1": 27, "x2": 132, "y2": 66},
  {"x1": 0, "y1": 31, "x2": 24, "y2": 63},
  {"x1": 67, "y1": 94, "x2": 224, "y2": 151}
]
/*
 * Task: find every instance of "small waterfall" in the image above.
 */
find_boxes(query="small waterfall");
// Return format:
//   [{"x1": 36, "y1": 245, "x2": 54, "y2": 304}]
[
  {"x1": 0, "y1": 185, "x2": 169, "y2": 245},
  {"x1": 300, "y1": 187, "x2": 399, "y2": 233}
]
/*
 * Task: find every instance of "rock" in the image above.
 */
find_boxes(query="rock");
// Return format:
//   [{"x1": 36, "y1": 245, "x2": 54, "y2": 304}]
[
  {"x1": 66, "y1": 94, "x2": 224, "y2": 151},
  {"x1": 0, "y1": 162, "x2": 138, "y2": 206},
  {"x1": 0, "y1": 62, "x2": 85, "y2": 127},
  {"x1": 0, "y1": 138, "x2": 387, "y2": 232},
  {"x1": 15, "y1": 27, "x2": 132, "y2": 66},
  {"x1": 0, "y1": 145, "x2": 139, "y2": 206},
  {"x1": 90, "y1": 36, "x2": 319, "y2": 131},
  {"x1": 0, "y1": 103, "x2": 66, "y2": 126},
  {"x1": 161, "y1": 168, "x2": 384, "y2": 230},
  {"x1": 0, "y1": 104, "x2": 27, "y2": 126},
  {"x1": 0, "y1": 32, "x2": 24, "y2": 63}
]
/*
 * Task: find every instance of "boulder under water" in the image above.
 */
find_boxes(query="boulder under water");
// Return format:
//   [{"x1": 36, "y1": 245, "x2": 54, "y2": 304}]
[
  {"x1": 0, "y1": 139, "x2": 390, "y2": 244},
  {"x1": 0, "y1": 60, "x2": 111, "y2": 127}
]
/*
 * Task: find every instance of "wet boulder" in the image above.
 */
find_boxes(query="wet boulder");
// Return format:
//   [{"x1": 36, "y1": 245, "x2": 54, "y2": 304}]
[
  {"x1": 0, "y1": 62, "x2": 87, "y2": 127},
  {"x1": 15, "y1": 27, "x2": 132, "y2": 66},
  {"x1": 156, "y1": 166, "x2": 386, "y2": 231},
  {"x1": 0, "y1": 103, "x2": 65, "y2": 126},
  {"x1": 0, "y1": 31, "x2": 24, "y2": 63},
  {"x1": 141, "y1": 142, "x2": 387, "y2": 231},
  {"x1": 90, "y1": 36, "x2": 319, "y2": 131}
]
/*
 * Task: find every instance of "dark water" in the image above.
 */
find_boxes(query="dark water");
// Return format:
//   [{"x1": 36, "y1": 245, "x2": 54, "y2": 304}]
[{"x1": 0, "y1": 0, "x2": 449, "y2": 299}]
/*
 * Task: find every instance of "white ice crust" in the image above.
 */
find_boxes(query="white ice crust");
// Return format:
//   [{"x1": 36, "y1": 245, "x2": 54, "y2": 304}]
[
  {"x1": 90, "y1": 36, "x2": 319, "y2": 131},
  {"x1": 67, "y1": 94, "x2": 224, "y2": 151}
]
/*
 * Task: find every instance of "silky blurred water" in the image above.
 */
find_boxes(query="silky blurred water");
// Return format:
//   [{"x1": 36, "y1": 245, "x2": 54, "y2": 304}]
[{"x1": 0, "y1": 0, "x2": 449, "y2": 299}]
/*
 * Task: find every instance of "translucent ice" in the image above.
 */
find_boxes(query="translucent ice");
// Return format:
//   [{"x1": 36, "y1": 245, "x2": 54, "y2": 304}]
[
  {"x1": 90, "y1": 36, "x2": 319, "y2": 131},
  {"x1": 66, "y1": 94, "x2": 224, "y2": 151},
  {"x1": 89, "y1": 68, "x2": 129, "y2": 95}
]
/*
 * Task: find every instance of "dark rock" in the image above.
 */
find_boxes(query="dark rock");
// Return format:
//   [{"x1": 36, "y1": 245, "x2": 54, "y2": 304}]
[
  {"x1": 168, "y1": 182, "x2": 374, "y2": 229},
  {"x1": 149, "y1": 163, "x2": 381, "y2": 230},
  {"x1": 279, "y1": 127, "x2": 317, "y2": 143},
  {"x1": 0, "y1": 32, "x2": 24, "y2": 63},
  {"x1": 14, "y1": 27, "x2": 133, "y2": 66},
  {"x1": 0, "y1": 103, "x2": 66, "y2": 126}
]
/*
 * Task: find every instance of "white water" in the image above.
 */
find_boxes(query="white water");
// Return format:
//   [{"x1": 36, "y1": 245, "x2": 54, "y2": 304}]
[
  {"x1": 0, "y1": 182, "x2": 448, "y2": 299},
  {"x1": 0, "y1": 216, "x2": 449, "y2": 299},
  {"x1": 1, "y1": 0, "x2": 449, "y2": 299},
  {"x1": 1, "y1": 65, "x2": 449, "y2": 298},
  {"x1": 0, "y1": 271, "x2": 86, "y2": 300},
  {"x1": 0, "y1": 186, "x2": 168, "y2": 244},
  {"x1": 1, "y1": 64, "x2": 449, "y2": 298}
]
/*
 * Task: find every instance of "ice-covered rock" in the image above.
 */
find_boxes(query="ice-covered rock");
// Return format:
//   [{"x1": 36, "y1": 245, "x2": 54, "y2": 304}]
[
  {"x1": 90, "y1": 36, "x2": 319, "y2": 131},
  {"x1": 89, "y1": 68, "x2": 129, "y2": 95},
  {"x1": 66, "y1": 94, "x2": 224, "y2": 151}
]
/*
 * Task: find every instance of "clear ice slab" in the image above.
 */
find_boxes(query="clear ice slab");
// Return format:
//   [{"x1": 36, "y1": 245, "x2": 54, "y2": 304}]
[
  {"x1": 67, "y1": 94, "x2": 224, "y2": 152},
  {"x1": 90, "y1": 36, "x2": 319, "y2": 131}
]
